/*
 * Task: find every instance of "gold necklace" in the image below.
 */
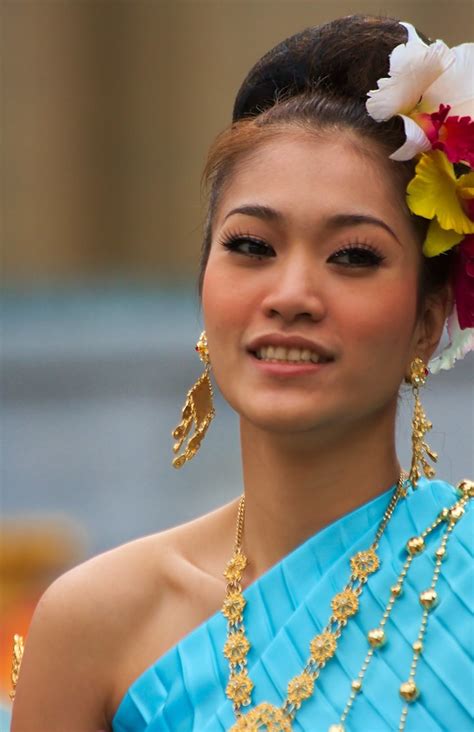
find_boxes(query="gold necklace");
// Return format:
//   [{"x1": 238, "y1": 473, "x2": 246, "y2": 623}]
[
  {"x1": 221, "y1": 473, "x2": 407, "y2": 731},
  {"x1": 329, "y1": 478, "x2": 473, "y2": 732}
]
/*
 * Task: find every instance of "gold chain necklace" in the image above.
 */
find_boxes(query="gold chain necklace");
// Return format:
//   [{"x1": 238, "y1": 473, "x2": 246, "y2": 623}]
[
  {"x1": 329, "y1": 478, "x2": 473, "y2": 732},
  {"x1": 221, "y1": 473, "x2": 407, "y2": 731}
]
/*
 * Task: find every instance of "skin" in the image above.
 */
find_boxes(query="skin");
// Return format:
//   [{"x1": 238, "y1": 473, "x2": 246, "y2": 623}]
[
  {"x1": 11, "y1": 129, "x2": 450, "y2": 731},
  {"x1": 202, "y1": 130, "x2": 449, "y2": 579}
]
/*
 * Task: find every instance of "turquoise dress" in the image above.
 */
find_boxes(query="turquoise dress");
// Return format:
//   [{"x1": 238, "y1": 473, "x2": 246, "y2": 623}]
[{"x1": 112, "y1": 479, "x2": 473, "y2": 731}]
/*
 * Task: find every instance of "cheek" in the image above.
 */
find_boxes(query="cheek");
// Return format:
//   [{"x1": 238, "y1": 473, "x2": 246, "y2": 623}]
[
  {"x1": 201, "y1": 260, "x2": 252, "y2": 407},
  {"x1": 202, "y1": 260, "x2": 237, "y2": 329},
  {"x1": 339, "y1": 273, "x2": 420, "y2": 377},
  {"x1": 202, "y1": 245, "x2": 266, "y2": 323},
  {"x1": 201, "y1": 257, "x2": 252, "y2": 353}
]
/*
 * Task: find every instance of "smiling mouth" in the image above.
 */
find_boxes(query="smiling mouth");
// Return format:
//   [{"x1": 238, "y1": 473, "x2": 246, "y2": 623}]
[{"x1": 251, "y1": 345, "x2": 333, "y2": 364}]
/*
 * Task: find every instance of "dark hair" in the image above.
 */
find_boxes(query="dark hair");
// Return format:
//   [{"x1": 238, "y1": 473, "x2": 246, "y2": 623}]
[{"x1": 198, "y1": 15, "x2": 453, "y2": 307}]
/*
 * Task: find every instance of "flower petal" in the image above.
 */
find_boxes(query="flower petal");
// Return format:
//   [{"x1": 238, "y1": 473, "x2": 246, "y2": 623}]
[
  {"x1": 418, "y1": 104, "x2": 451, "y2": 144},
  {"x1": 458, "y1": 172, "x2": 474, "y2": 197},
  {"x1": 430, "y1": 111, "x2": 474, "y2": 166},
  {"x1": 389, "y1": 115, "x2": 431, "y2": 160},
  {"x1": 453, "y1": 235, "x2": 474, "y2": 329},
  {"x1": 458, "y1": 173, "x2": 474, "y2": 223},
  {"x1": 407, "y1": 151, "x2": 474, "y2": 233},
  {"x1": 422, "y1": 43, "x2": 474, "y2": 117},
  {"x1": 429, "y1": 309, "x2": 474, "y2": 373},
  {"x1": 423, "y1": 220, "x2": 464, "y2": 256},
  {"x1": 366, "y1": 39, "x2": 454, "y2": 121},
  {"x1": 399, "y1": 22, "x2": 426, "y2": 45}
]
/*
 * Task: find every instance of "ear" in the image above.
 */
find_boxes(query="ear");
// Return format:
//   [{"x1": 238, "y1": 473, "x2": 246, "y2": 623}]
[{"x1": 412, "y1": 284, "x2": 454, "y2": 364}]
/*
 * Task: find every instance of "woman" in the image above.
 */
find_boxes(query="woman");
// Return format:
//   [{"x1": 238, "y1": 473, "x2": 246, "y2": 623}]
[{"x1": 11, "y1": 15, "x2": 473, "y2": 732}]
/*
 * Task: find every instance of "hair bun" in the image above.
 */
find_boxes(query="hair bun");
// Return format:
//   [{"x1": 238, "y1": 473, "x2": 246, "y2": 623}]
[{"x1": 232, "y1": 14, "x2": 414, "y2": 122}]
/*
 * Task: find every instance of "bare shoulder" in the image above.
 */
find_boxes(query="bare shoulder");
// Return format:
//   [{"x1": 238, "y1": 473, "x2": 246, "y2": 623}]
[{"x1": 11, "y1": 496, "x2": 239, "y2": 731}]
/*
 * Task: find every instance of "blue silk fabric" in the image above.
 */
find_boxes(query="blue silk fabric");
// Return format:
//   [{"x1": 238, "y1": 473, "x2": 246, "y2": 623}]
[{"x1": 112, "y1": 479, "x2": 473, "y2": 731}]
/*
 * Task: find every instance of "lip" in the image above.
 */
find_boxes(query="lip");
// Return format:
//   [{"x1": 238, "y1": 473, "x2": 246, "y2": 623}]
[
  {"x1": 248, "y1": 354, "x2": 330, "y2": 377},
  {"x1": 246, "y1": 332, "x2": 335, "y2": 362}
]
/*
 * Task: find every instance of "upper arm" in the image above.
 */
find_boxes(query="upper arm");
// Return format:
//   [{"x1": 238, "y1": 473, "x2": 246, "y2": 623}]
[{"x1": 11, "y1": 565, "x2": 113, "y2": 732}]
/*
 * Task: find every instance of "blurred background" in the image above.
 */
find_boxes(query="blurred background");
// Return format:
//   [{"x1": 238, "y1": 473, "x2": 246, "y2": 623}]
[{"x1": 1, "y1": 0, "x2": 473, "y2": 717}]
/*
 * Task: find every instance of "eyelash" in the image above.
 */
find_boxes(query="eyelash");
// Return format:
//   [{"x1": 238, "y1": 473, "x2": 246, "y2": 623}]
[
  {"x1": 219, "y1": 231, "x2": 386, "y2": 268},
  {"x1": 220, "y1": 232, "x2": 275, "y2": 259},
  {"x1": 330, "y1": 244, "x2": 385, "y2": 267}
]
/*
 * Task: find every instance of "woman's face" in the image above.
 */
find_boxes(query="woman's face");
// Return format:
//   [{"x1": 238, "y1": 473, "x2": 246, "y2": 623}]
[{"x1": 201, "y1": 131, "x2": 432, "y2": 435}]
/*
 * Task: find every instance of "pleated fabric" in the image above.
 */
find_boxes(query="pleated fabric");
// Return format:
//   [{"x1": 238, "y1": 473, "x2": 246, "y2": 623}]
[{"x1": 112, "y1": 478, "x2": 473, "y2": 732}]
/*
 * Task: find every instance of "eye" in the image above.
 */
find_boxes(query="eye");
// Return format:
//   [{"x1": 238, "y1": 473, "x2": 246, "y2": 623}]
[
  {"x1": 219, "y1": 232, "x2": 275, "y2": 259},
  {"x1": 328, "y1": 244, "x2": 385, "y2": 268}
]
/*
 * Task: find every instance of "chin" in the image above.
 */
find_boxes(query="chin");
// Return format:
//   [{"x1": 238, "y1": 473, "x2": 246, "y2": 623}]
[{"x1": 236, "y1": 399, "x2": 342, "y2": 435}]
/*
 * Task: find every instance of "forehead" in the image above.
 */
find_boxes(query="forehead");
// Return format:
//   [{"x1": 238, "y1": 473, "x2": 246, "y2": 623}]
[{"x1": 215, "y1": 131, "x2": 410, "y2": 235}]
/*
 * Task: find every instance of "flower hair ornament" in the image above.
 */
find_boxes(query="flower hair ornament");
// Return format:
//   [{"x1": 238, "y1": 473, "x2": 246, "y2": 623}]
[{"x1": 366, "y1": 21, "x2": 474, "y2": 373}]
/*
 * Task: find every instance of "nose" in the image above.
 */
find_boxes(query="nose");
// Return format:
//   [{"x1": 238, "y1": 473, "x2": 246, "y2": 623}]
[{"x1": 260, "y1": 253, "x2": 327, "y2": 324}]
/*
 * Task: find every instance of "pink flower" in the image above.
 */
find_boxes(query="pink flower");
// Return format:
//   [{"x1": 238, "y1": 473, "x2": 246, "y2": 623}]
[
  {"x1": 419, "y1": 104, "x2": 474, "y2": 166},
  {"x1": 453, "y1": 235, "x2": 474, "y2": 329}
]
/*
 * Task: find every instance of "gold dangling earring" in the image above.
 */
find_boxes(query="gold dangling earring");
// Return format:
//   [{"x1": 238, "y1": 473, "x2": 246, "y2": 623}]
[
  {"x1": 407, "y1": 357, "x2": 438, "y2": 488},
  {"x1": 171, "y1": 330, "x2": 215, "y2": 468}
]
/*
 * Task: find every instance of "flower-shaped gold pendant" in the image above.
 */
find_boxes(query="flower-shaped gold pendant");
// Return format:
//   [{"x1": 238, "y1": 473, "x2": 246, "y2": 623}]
[{"x1": 230, "y1": 702, "x2": 292, "y2": 731}]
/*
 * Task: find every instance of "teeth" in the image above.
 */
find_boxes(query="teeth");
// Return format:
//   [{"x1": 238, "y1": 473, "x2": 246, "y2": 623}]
[{"x1": 255, "y1": 346, "x2": 327, "y2": 363}]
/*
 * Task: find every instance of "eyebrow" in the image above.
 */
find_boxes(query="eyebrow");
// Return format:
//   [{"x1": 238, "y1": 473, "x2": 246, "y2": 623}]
[{"x1": 223, "y1": 204, "x2": 400, "y2": 244}]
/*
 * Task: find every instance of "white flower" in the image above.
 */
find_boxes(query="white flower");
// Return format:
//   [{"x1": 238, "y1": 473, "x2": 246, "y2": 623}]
[
  {"x1": 429, "y1": 309, "x2": 474, "y2": 373},
  {"x1": 366, "y1": 22, "x2": 474, "y2": 161}
]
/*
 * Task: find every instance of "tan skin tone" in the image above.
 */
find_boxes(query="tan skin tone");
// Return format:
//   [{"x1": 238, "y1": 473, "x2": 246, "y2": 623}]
[{"x1": 11, "y1": 129, "x2": 450, "y2": 731}]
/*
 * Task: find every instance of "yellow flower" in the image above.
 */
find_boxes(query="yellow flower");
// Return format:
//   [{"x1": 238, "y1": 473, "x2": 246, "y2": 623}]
[
  {"x1": 423, "y1": 219, "x2": 465, "y2": 255},
  {"x1": 406, "y1": 150, "x2": 474, "y2": 256}
]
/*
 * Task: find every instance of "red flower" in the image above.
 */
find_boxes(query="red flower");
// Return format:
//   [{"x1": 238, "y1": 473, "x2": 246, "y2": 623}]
[
  {"x1": 419, "y1": 104, "x2": 474, "y2": 166},
  {"x1": 453, "y1": 235, "x2": 474, "y2": 329}
]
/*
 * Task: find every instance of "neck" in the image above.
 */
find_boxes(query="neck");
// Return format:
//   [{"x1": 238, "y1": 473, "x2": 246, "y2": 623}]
[{"x1": 239, "y1": 407, "x2": 401, "y2": 584}]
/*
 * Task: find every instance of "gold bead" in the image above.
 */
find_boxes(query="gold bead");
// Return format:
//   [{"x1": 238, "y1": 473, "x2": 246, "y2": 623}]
[
  {"x1": 419, "y1": 589, "x2": 438, "y2": 610},
  {"x1": 367, "y1": 628, "x2": 386, "y2": 647},
  {"x1": 435, "y1": 546, "x2": 447, "y2": 561},
  {"x1": 440, "y1": 508, "x2": 450, "y2": 521},
  {"x1": 449, "y1": 505, "x2": 465, "y2": 522},
  {"x1": 351, "y1": 679, "x2": 362, "y2": 693},
  {"x1": 456, "y1": 479, "x2": 474, "y2": 498},
  {"x1": 412, "y1": 640, "x2": 423, "y2": 653},
  {"x1": 399, "y1": 680, "x2": 420, "y2": 702},
  {"x1": 391, "y1": 583, "x2": 403, "y2": 598},
  {"x1": 328, "y1": 726, "x2": 345, "y2": 732},
  {"x1": 406, "y1": 536, "x2": 425, "y2": 555},
  {"x1": 423, "y1": 465, "x2": 436, "y2": 479}
]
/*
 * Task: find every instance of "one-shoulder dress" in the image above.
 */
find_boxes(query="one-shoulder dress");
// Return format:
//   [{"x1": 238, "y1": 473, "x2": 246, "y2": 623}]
[{"x1": 112, "y1": 478, "x2": 473, "y2": 732}]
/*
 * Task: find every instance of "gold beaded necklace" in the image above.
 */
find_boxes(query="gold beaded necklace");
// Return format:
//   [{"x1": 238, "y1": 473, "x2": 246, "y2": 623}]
[
  {"x1": 221, "y1": 477, "x2": 473, "y2": 732},
  {"x1": 221, "y1": 473, "x2": 407, "y2": 731},
  {"x1": 329, "y1": 478, "x2": 473, "y2": 732}
]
